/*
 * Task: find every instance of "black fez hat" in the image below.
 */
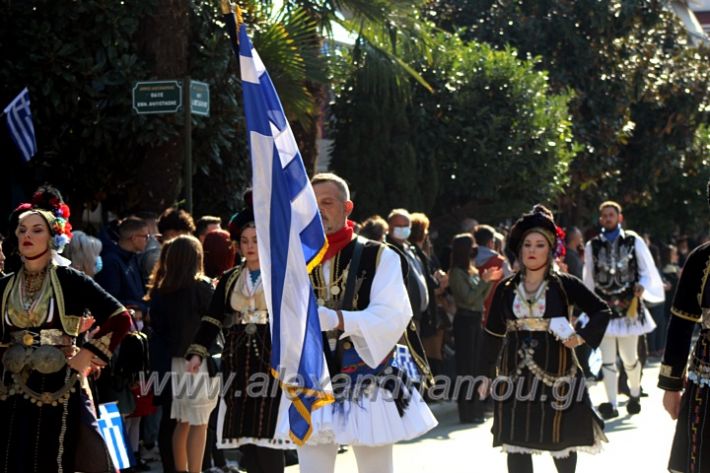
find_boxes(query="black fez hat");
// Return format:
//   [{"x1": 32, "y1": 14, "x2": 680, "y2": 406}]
[
  {"x1": 506, "y1": 204, "x2": 557, "y2": 255},
  {"x1": 228, "y1": 190, "x2": 255, "y2": 241}
]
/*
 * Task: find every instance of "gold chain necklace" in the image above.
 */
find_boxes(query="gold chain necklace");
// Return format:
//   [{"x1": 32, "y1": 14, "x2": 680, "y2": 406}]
[{"x1": 22, "y1": 267, "x2": 48, "y2": 310}]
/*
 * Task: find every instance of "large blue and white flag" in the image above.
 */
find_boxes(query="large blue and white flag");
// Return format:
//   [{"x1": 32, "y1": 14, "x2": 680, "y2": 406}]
[
  {"x1": 229, "y1": 14, "x2": 333, "y2": 445},
  {"x1": 3, "y1": 87, "x2": 37, "y2": 162}
]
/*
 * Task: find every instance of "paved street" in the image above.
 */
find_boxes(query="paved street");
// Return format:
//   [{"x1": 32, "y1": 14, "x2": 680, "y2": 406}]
[
  {"x1": 146, "y1": 361, "x2": 675, "y2": 472},
  {"x1": 285, "y1": 360, "x2": 676, "y2": 472}
]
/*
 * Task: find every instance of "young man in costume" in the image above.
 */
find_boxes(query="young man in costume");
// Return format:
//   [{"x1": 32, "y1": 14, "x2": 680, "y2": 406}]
[
  {"x1": 282, "y1": 173, "x2": 437, "y2": 473},
  {"x1": 583, "y1": 201, "x2": 664, "y2": 418}
]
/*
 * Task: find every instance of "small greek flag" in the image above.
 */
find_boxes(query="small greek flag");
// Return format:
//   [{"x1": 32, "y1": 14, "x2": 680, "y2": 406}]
[
  {"x1": 3, "y1": 88, "x2": 37, "y2": 162},
  {"x1": 97, "y1": 402, "x2": 131, "y2": 470},
  {"x1": 392, "y1": 344, "x2": 421, "y2": 383}
]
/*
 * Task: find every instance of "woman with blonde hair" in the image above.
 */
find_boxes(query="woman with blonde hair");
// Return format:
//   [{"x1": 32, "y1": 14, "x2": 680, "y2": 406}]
[{"x1": 148, "y1": 235, "x2": 217, "y2": 473}]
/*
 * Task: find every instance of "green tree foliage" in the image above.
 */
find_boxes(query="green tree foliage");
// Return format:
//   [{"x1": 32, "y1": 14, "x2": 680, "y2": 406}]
[
  {"x1": 628, "y1": 124, "x2": 710, "y2": 240},
  {"x1": 331, "y1": 33, "x2": 576, "y2": 224},
  {"x1": 455, "y1": 0, "x2": 710, "y2": 233},
  {"x1": 0, "y1": 0, "x2": 328, "y2": 222},
  {"x1": 0, "y1": 0, "x2": 166, "y2": 218},
  {"x1": 330, "y1": 42, "x2": 421, "y2": 219}
]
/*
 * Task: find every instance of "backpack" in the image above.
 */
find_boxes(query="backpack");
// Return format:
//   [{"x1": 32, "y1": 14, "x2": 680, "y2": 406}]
[{"x1": 113, "y1": 331, "x2": 150, "y2": 379}]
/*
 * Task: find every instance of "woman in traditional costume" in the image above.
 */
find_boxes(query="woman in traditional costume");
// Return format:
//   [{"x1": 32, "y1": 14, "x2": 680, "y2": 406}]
[
  {"x1": 0, "y1": 204, "x2": 132, "y2": 473},
  {"x1": 479, "y1": 205, "x2": 611, "y2": 473},
  {"x1": 186, "y1": 203, "x2": 289, "y2": 473},
  {"x1": 659, "y1": 180, "x2": 710, "y2": 473}
]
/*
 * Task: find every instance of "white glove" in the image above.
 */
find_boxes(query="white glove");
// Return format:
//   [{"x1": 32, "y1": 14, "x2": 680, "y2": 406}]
[{"x1": 318, "y1": 306, "x2": 339, "y2": 331}]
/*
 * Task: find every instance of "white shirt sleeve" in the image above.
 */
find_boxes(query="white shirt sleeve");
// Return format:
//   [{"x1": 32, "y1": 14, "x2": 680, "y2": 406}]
[
  {"x1": 583, "y1": 241, "x2": 595, "y2": 291},
  {"x1": 634, "y1": 236, "x2": 665, "y2": 304},
  {"x1": 340, "y1": 246, "x2": 412, "y2": 368}
]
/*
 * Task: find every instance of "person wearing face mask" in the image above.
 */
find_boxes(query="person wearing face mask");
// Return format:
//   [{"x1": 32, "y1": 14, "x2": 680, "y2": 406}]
[
  {"x1": 65, "y1": 230, "x2": 104, "y2": 278},
  {"x1": 583, "y1": 201, "x2": 665, "y2": 419},
  {"x1": 386, "y1": 209, "x2": 435, "y2": 385},
  {"x1": 479, "y1": 205, "x2": 611, "y2": 473},
  {"x1": 386, "y1": 209, "x2": 429, "y2": 331}
]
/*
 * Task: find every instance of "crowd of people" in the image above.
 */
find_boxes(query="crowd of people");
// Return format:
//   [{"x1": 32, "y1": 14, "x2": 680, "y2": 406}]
[{"x1": 0, "y1": 176, "x2": 708, "y2": 473}]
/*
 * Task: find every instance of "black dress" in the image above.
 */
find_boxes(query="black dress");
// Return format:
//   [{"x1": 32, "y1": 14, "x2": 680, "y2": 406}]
[
  {"x1": 481, "y1": 272, "x2": 611, "y2": 457},
  {"x1": 188, "y1": 265, "x2": 286, "y2": 449},
  {"x1": 659, "y1": 242, "x2": 710, "y2": 473},
  {"x1": 0, "y1": 264, "x2": 129, "y2": 473}
]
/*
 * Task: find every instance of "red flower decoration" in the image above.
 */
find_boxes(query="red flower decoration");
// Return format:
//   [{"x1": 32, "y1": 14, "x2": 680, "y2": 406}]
[
  {"x1": 554, "y1": 226, "x2": 567, "y2": 258},
  {"x1": 59, "y1": 203, "x2": 70, "y2": 218}
]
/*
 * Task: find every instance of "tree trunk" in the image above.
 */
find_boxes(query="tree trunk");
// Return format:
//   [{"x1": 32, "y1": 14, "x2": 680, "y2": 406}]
[
  {"x1": 134, "y1": 1, "x2": 190, "y2": 212},
  {"x1": 292, "y1": 80, "x2": 326, "y2": 176}
]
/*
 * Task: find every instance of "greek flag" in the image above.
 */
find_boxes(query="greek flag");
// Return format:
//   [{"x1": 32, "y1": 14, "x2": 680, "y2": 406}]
[
  {"x1": 393, "y1": 344, "x2": 421, "y2": 383},
  {"x1": 229, "y1": 16, "x2": 333, "y2": 445},
  {"x1": 97, "y1": 402, "x2": 131, "y2": 470},
  {"x1": 3, "y1": 88, "x2": 37, "y2": 162}
]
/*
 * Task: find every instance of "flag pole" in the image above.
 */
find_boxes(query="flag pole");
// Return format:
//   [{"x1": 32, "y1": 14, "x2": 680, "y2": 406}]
[{"x1": 220, "y1": 1, "x2": 244, "y2": 34}]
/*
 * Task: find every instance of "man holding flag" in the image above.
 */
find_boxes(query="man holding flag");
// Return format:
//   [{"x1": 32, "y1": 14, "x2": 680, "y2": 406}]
[
  {"x1": 285, "y1": 173, "x2": 437, "y2": 473},
  {"x1": 223, "y1": 3, "x2": 436, "y2": 471}
]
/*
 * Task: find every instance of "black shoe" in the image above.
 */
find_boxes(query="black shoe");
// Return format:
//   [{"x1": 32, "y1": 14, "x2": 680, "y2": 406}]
[
  {"x1": 598, "y1": 402, "x2": 619, "y2": 419},
  {"x1": 627, "y1": 396, "x2": 641, "y2": 415}
]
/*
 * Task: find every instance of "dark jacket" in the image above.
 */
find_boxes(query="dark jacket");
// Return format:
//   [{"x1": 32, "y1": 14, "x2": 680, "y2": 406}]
[
  {"x1": 149, "y1": 277, "x2": 215, "y2": 364},
  {"x1": 95, "y1": 236, "x2": 147, "y2": 313}
]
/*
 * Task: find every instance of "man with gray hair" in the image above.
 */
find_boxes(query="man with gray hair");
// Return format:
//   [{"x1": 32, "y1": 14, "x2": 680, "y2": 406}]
[
  {"x1": 386, "y1": 208, "x2": 430, "y2": 330},
  {"x1": 281, "y1": 172, "x2": 436, "y2": 473}
]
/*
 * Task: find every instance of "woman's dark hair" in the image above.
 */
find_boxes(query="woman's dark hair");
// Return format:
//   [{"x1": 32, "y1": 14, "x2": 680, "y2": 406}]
[
  {"x1": 203, "y1": 229, "x2": 235, "y2": 278},
  {"x1": 450, "y1": 233, "x2": 478, "y2": 274},
  {"x1": 150, "y1": 235, "x2": 203, "y2": 295},
  {"x1": 359, "y1": 215, "x2": 388, "y2": 242},
  {"x1": 158, "y1": 207, "x2": 196, "y2": 235}
]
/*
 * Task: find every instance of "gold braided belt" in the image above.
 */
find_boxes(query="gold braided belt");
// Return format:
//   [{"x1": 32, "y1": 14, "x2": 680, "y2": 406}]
[{"x1": 506, "y1": 318, "x2": 550, "y2": 332}]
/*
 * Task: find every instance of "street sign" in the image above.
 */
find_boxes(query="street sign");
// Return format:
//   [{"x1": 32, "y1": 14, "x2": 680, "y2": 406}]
[
  {"x1": 190, "y1": 80, "x2": 210, "y2": 117},
  {"x1": 132, "y1": 80, "x2": 182, "y2": 114}
]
